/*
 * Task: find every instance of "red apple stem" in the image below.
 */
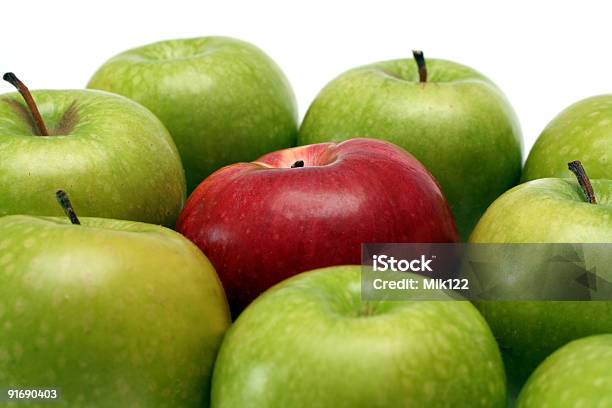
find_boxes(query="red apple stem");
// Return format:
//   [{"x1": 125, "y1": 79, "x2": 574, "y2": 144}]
[
  {"x1": 55, "y1": 190, "x2": 81, "y2": 225},
  {"x1": 3, "y1": 72, "x2": 50, "y2": 136},
  {"x1": 568, "y1": 160, "x2": 597, "y2": 204},
  {"x1": 291, "y1": 160, "x2": 305, "y2": 168},
  {"x1": 412, "y1": 50, "x2": 427, "y2": 83}
]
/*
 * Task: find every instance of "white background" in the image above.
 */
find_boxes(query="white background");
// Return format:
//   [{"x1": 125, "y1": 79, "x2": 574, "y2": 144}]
[{"x1": 2, "y1": 0, "x2": 610, "y2": 155}]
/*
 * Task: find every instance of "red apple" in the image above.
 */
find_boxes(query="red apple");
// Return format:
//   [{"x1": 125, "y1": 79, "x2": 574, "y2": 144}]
[{"x1": 177, "y1": 138, "x2": 458, "y2": 315}]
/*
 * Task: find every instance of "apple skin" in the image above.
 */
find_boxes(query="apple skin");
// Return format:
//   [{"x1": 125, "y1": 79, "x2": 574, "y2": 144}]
[
  {"x1": 523, "y1": 95, "x2": 612, "y2": 181},
  {"x1": 177, "y1": 138, "x2": 458, "y2": 315},
  {"x1": 0, "y1": 215, "x2": 230, "y2": 407},
  {"x1": 299, "y1": 58, "x2": 523, "y2": 240},
  {"x1": 469, "y1": 178, "x2": 612, "y2": 392},
  {"x1": 211, "y1": 265, "x2": 506, "y2": 407},
  {"x1": 0, "y1": 89, "x2": 186, "y2": 227},
  {"x1": 517, "y1": 335, "x2": 612, "y2": 407},
  {"x1": 87, "y1": 36, "x2": 298, "y2": 192}
]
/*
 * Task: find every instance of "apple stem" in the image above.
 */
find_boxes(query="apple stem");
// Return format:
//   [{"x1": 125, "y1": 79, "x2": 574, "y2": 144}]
[
  {"x1": 291, "y1": 160, "x2": 305, "y2": 168},
  {"x1": 3, "y1": 72, "x2": 50, "y2": 136},
  {"x1": 55, "y1": 190, "x2": 81, "y2": 225},
  {"x1": 568, "y1": 161, "x2": 597, "y2": 204},
  {"x1": 412, "y1": 50, "x2": 427, "y2": 83}
]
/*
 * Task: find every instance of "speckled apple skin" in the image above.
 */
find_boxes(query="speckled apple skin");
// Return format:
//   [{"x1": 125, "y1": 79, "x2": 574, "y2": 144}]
[
  {"x1": 212, "y1": 265, "x2": 506, "y2": 408},
  {"x1": 0, "y1": 90, "x2": 186, "y2": 227},
  {"x1": 299, "y1": 58, "x2": 523, "y2": 240},
  {"x1": 469, "y1": 178, "x2": 612, "y2": 393},
  {"x1": 523, "y1": 95, "x2": 612, "y2": 181},
  {"x1": 87, "y1": 37, "x2": 298, "y2": 192},
  {"x1": 0, "y1": 215, "x2": 230, "y2": 407},
  {"x1": 517, "y1": 335, "x2": 612, "y2": 407}
]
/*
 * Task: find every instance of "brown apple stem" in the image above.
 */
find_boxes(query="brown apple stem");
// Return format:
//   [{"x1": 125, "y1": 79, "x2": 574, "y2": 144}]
[
  {"x1": 412, "y1": 50, "x2": 427, "y2": 83},
  {"x1": 291, "y1": 160, "x2": 305, "y2": 168},
  {"x1": 3, "y1": 72, "x2": 50, "y2": 136},
  {"x1": 568, "y1": 160, "x2": 597, "y2": 204},
  {"x1": 55, "y1": 190, "x2": 81, "y2": 225}
]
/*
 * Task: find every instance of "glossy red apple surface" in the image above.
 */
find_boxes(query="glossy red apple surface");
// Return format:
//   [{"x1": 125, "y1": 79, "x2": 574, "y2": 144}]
[{"x1": 177, "y1": 138, "x2": 458, "y2": 315}]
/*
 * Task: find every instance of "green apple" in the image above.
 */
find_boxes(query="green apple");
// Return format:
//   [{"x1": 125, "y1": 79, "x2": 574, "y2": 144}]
[
  {"x1": 523, "y1": 95, "x2": 612, "y2": 181},
  {"x1": 469, "y1": 169, "x2": 612, "y2": 392},
  {"x1": 211, "y1": 265, "x2": 506, "y2": 407},
  {"x1": 87, "y1": 36, "x2": 298, "y2": 192},
  {"x1": 517, "y1": 334, "x2": 612, "y2": 407},
  {"x1": 299, "y1": 52, "x2": 522, "y2": 239},
  {"x1": 0, "y1": 74, "x2": 185, "y2": 226},
  {"x1": 0, "y1": 203, "x2": 230, "y2": 406}
]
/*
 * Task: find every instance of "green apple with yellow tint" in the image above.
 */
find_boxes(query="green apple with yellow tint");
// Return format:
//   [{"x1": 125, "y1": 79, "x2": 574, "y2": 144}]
[
  {"x1": 88, "y1": 36, "x2": 298, "y2": 191},
  {"x1": 0, "y1": 73, "x2": 185, "y2": 226},
  {"x1": 517, "y1": 335, "x2": 612, "y2": 407},
  {"x1": 470, "y1": 162, "x2": 612, "y2": 393},
  {"x1": 299, "y1": 52, "x2": 522, "y2": 239},
  {"x1": 0, "y1": 193, "x2": 230, "y2": 407},
  {"x1": 523, "y1": 95, "x2": 612, "y2": 181},
  {"x1": 212, "y1": 265, "x2": 506, "y2": 407}
]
